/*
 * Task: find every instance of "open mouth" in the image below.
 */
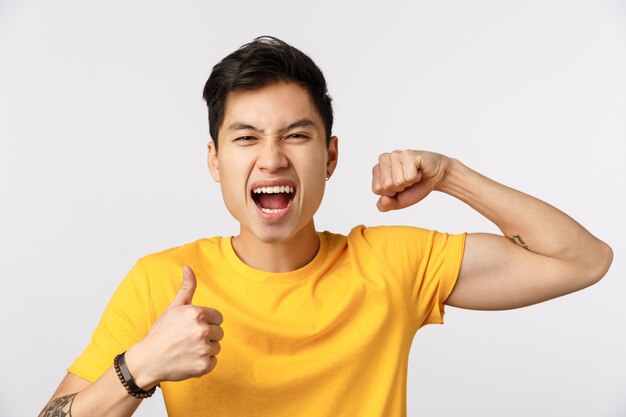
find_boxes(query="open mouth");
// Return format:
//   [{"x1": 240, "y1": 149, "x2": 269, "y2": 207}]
[{"x1": 251, "y1": 185, "x2": 296, "y2": 214}]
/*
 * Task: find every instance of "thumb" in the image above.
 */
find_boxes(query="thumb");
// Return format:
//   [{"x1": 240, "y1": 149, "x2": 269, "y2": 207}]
[
  {"x1": 376, "y1": 195, "x2": 400, "y2": 212},
  {"x1": 168, "y1": 265, "x2": 197, "y2": 308},
  {"x1": 377, "y1": 182, "x2": 433, "y2": 212}
]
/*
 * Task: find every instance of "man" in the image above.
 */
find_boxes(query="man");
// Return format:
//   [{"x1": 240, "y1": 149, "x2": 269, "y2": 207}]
[{"x1": 39, "y1": 36, "x2": 612, "y2": 417}]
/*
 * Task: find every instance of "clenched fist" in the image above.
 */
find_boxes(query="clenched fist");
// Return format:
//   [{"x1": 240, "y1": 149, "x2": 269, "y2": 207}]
[
  {"x1": 125, "y1": 266, "x2": 224, "y2": 390},
  {"x1": 372, "y1": 150, "x2": 450, "y2": 211}
]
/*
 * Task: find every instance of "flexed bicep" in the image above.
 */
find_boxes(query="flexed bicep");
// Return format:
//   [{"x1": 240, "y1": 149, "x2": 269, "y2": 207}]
[{"x1": 445, "y1": 233, "x2": 584, "y2": 310}]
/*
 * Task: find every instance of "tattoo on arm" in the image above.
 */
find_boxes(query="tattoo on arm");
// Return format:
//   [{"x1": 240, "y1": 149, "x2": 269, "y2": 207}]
[
  {"x1": 38, "y1": 393, "x2": 77, "y2": 417},
  {"x1": 509, "y1": 234, "x2": 530, "y2": 250}
]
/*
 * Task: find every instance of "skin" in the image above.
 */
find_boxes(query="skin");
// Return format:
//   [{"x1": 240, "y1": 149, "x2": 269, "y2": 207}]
[
  {"x1": 372, "y1": 149, "x2": 613, "y2": 309},
  {"x1": 39, "y1": 81, "x2": 613, "y2": 417},
  {"x1": 207, "y1": 81, "x2": 338, "y2": 272}
]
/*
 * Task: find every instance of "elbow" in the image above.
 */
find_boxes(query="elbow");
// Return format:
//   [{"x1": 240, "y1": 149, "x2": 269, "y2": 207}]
[
  {"x1": 588, "y1": 240, "x2": 613, "y2": 285},
  {"x1": 600, "y1": 241, "x2": 614, "y2": 277}
]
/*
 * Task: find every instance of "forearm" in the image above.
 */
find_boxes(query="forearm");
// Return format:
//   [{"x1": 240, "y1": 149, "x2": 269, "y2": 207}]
[
  {"x1": 78, "y1": 367, "x2": 145, "y2": 417},
  {"x1": 38, "y1": 345, "x2": 157, "y2": 417},
  {"x1": 38, "y1": 367, "x2": 143, "y2": 417},
  {"x1": 440, "y1": 158, "x2": 612, "y2": 276}
]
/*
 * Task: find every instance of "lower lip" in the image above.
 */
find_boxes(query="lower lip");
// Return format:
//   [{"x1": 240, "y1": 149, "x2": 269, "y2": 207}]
[{"x1": 253, "y1": 199, "x2": 293, "y2": 222}]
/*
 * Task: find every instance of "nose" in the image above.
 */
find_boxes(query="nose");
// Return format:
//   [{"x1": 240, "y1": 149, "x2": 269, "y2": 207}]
[{"x1": 257, "y1": 141, "x2": 289, "y2": 173}]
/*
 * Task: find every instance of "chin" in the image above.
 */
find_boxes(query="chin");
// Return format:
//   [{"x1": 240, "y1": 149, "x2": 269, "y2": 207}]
[{"x1": 231, "y1": 201, "x2": 317, "y2": 244}]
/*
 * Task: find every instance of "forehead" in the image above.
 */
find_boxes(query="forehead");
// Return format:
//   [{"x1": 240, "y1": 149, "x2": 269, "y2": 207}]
[{"x1": 221, "y1": 82, "x2": 324, "y2": 132}]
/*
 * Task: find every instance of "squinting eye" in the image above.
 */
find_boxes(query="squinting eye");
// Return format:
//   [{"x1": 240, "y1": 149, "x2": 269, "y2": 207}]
[
  {"x1": 237, "y1": 136, "x2": 254, "y2": 141},
  {"x1": 288, "y1": 134, "x2": 306, "y2": 139}
]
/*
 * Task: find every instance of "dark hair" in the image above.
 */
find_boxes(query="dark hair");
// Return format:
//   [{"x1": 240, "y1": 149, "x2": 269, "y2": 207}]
[{"x1": 202, "y1": 36, "x2": 333, "y2": 150}]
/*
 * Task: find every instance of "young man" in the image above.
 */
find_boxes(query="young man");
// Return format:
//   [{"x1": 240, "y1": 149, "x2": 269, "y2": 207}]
[{"x1": 39, "y1": 36, "x2": 612, "y2": 417}]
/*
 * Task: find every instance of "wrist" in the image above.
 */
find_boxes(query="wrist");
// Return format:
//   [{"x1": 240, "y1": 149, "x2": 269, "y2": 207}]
[
  {"x1": 437, "y1": 157, "x2": 467, "y2": 195},
  {"x1": 436, "y1": 156, "x2": 507, "y2": 218},
  {"x1": 124, "y1": 342, "x2": 159, "y2": 390}
]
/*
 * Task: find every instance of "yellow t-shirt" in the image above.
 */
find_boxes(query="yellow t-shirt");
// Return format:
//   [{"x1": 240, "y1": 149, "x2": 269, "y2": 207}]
[{"x1": 68, "y1": 224, "x2": 466, "y2": 417}]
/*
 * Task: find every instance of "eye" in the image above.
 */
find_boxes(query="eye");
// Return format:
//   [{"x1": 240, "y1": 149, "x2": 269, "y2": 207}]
[
  {"x1": 286, "y1": 133, "x2": 307, "y2": 140},
  {"x1": 236, "y1": 136, "x2": 255, "y2": 141}
]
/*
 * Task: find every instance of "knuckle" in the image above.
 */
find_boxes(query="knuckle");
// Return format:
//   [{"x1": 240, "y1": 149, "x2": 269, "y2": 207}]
[
  {"x1": 196, "y1": 359, "x2": 213, "y2": 375},
  {"x1": 382, "y1": 179, "x2": 395, "y2": 189},
  {"x1": 391, "y1": 149, "x2": 402, "y2": 156},
  {"x1": 187, "y1": 306, "x2": 203, "y2": 321},
  {"x1": 197, "y1": 343, "x2": 212, "y2": 357},
  {"x1": 200, "y1": 356, "x2": 217, "y2": 374},
  {"x1": 199, "y1": 326, "x2": 211, "y2": 340},
  {"x1": 211, "y1": 341, "x2": 222, "y2": 356}
]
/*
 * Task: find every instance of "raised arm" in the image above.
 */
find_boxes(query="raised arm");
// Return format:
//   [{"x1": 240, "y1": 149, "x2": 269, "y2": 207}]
[{"x1": 372, "y1": 150, "x2": 613, "y2": 310}]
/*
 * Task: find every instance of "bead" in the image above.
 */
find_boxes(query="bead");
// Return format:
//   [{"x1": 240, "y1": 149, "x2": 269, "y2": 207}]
[{"x1": 113, "y1": 352, "x2": 157, "y2": 399}]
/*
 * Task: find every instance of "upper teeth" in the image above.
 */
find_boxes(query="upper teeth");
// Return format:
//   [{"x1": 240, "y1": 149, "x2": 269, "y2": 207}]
[{"x1": 253, "y1": 186, "x2": 294, "y2": 194}]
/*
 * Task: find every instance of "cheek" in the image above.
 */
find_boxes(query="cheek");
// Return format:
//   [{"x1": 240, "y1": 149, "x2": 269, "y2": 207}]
[
  {"x1": 298, "y1": 156, "x2": 327, "y2": 206},
  {"x1": 217, "y1": 153, "x2": 251, "y2": 208},
  {"x1": 295, "y1": 145, "x2": 327, "y2": 175}
]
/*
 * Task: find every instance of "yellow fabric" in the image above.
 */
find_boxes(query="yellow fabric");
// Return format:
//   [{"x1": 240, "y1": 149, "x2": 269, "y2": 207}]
[{"x1": 68, "y1": 225, "x2": 466, "y2": 417}]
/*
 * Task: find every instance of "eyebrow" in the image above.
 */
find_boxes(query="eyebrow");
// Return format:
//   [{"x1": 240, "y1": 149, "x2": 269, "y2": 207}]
[{"x1": 227, "y1": 118, "x2": 317, "y2": 134}]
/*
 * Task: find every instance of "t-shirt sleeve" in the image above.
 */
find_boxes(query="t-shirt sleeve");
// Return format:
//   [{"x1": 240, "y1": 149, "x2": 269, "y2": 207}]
[
  {"x1": 67, "y1": 259, "x2": 155, "y2": 382},
  {"x1": 359, "y1": 225, "x2": 466, "y2": 331}
]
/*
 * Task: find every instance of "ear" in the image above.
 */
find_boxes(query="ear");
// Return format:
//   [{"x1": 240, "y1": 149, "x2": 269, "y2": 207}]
[
  {"x1": 207, "y1": 141, "x2": 221, "y2": 182},
  {"x1": 326, "y1": 136, "x2": 339, "y2": 178}
]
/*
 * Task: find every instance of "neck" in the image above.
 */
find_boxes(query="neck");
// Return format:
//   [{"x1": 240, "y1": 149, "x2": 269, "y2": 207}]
[{"x1": 231, "y1": 220, "x2": 320, "y2": 273}]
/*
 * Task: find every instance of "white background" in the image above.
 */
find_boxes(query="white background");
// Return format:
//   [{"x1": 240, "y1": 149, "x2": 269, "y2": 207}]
[{"x1": 1, "y1": 1, "x2": 625, "y2": 416}]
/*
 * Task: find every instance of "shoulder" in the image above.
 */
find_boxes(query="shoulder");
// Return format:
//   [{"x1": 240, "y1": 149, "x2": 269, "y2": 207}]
[
  {"x1": 118, "y1": 236, "x2": 225, "y2": 303},
  {"x1": 135, "y1": 236, "x2": 223, "y2": 271},
  {"x1": 343, "y1": 224, "x2": 464, "y2": 261},
  {"x1": 345, "y1": 224, "x2": 436, "y2": 243},
  {"x1": 317, "y1": 224, "x2": 440, "y2": 261}
]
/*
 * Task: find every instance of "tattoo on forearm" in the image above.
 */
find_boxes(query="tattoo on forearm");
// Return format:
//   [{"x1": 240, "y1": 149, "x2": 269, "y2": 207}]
[
  {"x1": 38, "y1": 393, "x2": 77, "y2": 417},
  {"x1": 509, "y1": 234, "x2": 530, "y2": 250}
]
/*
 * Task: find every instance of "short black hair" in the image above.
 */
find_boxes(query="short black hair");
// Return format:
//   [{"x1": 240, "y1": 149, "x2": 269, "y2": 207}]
[{"x1": 202, "y1": 36, "x2": 333, "y2": 150}]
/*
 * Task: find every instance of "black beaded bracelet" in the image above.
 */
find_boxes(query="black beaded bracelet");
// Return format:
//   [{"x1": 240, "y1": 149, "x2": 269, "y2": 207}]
[{"x1": 113, "y1": 352, "x2": 157, "y2": 399}]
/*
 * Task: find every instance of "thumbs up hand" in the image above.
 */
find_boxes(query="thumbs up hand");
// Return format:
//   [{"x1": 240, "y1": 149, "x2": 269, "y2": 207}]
[{"x1": 124, "y1": 266, "x2": 224, "y2": 390}]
